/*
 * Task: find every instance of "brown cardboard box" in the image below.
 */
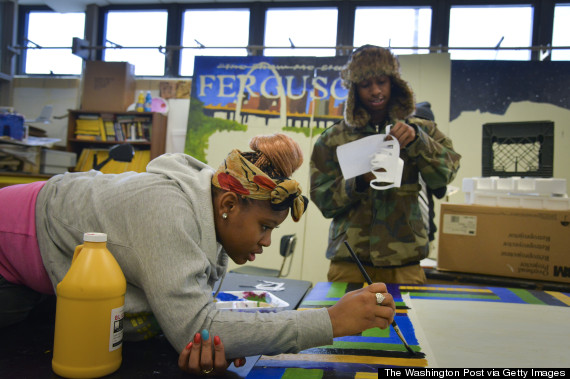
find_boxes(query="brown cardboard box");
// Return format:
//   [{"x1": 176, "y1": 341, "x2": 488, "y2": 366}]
[
  {"x1": 437, "y1": 203, "x2": 570, "y2": 283},
  {"x1": 81, "y1": 61, "x2": 135, "y2": 112}
]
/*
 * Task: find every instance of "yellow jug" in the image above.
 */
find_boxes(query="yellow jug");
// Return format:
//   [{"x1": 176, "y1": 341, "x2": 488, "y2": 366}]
[{"x1": 52, "y1": 232, "x2": 126, "y2": 378}]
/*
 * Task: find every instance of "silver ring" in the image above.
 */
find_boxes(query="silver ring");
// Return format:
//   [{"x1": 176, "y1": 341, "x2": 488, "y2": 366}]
[
  {"x1": 375, "y1": 292, "x2": 385, "y2": 305},
  {"x1": 202, "y1": 367, "x2": 214, "y2": 374}
]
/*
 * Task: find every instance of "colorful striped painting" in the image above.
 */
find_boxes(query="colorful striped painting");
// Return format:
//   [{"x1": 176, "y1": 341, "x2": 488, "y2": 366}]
[{"x1": 245, "y1": 283, "x2": 570, "y2": 378}]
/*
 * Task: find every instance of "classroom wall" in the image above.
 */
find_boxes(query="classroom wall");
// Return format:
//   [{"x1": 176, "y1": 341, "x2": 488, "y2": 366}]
[{"x1": 11, "y1": 54, "x2": 570, "y2": 285}]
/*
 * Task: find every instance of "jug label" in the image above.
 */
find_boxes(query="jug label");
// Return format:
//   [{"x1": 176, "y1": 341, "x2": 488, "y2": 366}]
[{"x1": 109, "y1": 306, "x2": 124, "y2": 351}]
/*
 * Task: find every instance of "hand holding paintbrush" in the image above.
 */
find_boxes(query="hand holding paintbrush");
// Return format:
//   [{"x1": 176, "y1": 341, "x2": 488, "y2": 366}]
[
  {"x1": 326, "y1": 281, "x2": 396, "y2": 338},
  {"x1": 343, "y1": 241, "x2": 417, "y2": 356}
]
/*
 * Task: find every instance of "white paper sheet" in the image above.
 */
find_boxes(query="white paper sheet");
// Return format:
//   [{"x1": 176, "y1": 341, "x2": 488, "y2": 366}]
[
  {"x1": 336, "y1": 134, "x2": 390, "y2": 179},
  {"x1": 404, "y1": 297, "x2": 570, "y2": 367}
]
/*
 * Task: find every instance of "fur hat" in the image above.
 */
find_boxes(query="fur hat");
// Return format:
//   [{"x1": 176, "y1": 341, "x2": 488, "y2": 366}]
[{"x1": 341, "y1": 45, "x2": 415, "y2": 127}]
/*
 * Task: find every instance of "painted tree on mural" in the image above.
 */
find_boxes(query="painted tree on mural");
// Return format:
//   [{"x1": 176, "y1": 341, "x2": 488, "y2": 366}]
[{"x1": 185, "y1": 97, "x2": 246, "y2": 163}]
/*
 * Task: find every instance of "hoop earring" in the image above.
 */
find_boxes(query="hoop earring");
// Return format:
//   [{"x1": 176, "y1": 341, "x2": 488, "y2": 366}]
[{"x1": 222, "y1": 213, "x2": 228, "y2": 220}]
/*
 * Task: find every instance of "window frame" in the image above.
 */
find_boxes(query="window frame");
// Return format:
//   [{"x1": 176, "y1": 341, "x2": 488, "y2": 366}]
[
  {"x1": 98, "y1": 4, "x2": 173, "y2": 77},
  {"x1": 551, "y1": 2, "x2": 570, "y2": 60},
  {"x1": 352, "y1": 4, "x2": 434, "y2": 55},
  {"x1": 448, "y1": 3, "x2": 535, "y2": 61},
  {"x1": 179, "y1": 6, "x2": 252, "y2": 76},
  {"x1": 17, "y1": 5, "x2": 88, "y2": 76},
  {"x1": 263, "y1": 6, "x2": 340, "y2": 57},
  {"x1": 15, "y1": 1, "x2": 567, "y2": 78}
]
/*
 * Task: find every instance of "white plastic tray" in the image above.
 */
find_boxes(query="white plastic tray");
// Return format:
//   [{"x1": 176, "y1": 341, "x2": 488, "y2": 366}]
[{"x1": 213, "y1": 291, "x2": 289, "y2": 313}]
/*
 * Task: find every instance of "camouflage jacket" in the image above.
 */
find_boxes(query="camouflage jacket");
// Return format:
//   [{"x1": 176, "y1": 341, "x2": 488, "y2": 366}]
[{"x1": 309, "y1": 117, "x2": 461, "y2": 267}]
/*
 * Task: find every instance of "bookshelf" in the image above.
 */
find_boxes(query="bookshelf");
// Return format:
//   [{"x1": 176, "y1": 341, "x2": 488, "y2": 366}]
[{"x1": 67, "y1": 110, "x2": 167, "y2": 173}]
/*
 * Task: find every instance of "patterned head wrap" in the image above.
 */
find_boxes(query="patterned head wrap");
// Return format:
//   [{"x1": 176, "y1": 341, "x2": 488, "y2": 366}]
[{"x1": 212, "y1": 149, "x2": 309, "y2": 222}]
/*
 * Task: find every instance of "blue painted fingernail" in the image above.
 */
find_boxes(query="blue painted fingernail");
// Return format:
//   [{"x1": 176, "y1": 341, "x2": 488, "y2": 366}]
[{"x1": 201, "y1": 329, "x2": 209, "y2": 341}]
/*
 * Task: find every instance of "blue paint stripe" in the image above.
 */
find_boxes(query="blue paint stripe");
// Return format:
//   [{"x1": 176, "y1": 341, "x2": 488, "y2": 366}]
[
  {"x1": 302, "y1": 282, "x2": 335, "y2": 301},
  {"x1": 490, "y1": 287, "x2": 527, "y2": 304},
  {"x1": 393, "y1": 314, "x2": 418, "y2": 345},
  {"x1": 387, "y1": 283, "x2": 403, "y2": 300},
  {"x1": 246, "y1": 367, "x2": 287, "y2": 379},
  {"x1": 331, "y1": 317, "x2": 418, "y2": 345}
]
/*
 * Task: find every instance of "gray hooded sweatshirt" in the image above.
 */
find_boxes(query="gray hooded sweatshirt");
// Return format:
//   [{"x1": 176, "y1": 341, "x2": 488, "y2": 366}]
[{"x1": 35, "y1": 153, "x2": 332, "y2": 358}]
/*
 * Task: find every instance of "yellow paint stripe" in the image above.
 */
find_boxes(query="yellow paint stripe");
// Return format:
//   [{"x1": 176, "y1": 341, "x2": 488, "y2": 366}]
[
  {"x1": 545, "y1": 291, "x2": 570, "y2": 306},
  {"x1": 259, "y1": 353, "x2": 427, "y2": 367},
  {"x1": 400, "y1": 286, "x2": 492, "y2": 293},
  {"x1": 355, "y1": 372, "x2": 380, "y2": 379}
]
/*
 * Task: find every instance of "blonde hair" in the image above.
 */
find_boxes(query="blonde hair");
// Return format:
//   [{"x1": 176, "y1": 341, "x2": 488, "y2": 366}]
[{"x1": 245, "y1": 133, "x2": 303, "y2": 178}]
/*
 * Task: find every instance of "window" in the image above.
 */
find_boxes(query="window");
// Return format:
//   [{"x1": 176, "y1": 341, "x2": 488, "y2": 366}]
[
  {"x1": 449, "y1": 5, "x2": 533, "y2": 60},
  {"x1": 354, "y1": 7, "x2": 432, "y2": 55},
  {"x1": 24, "y1": 11, "x2": 85, "y2": 75},
  {"x1": 264, "y1": 8, "x2": 338, "y2": 56},
  {"x1": 180, "y1": 9, "x2": 250, "y2": 77},
  {"x1": 552, "y1": 4, "x2": 570, "y2": 61},
  {"x1": 104, "y1": 10, "x2": 168, "y2": 76}
]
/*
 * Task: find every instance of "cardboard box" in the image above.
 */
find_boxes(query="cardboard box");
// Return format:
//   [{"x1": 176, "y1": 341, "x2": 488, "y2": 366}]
[
  {"x1": 41, "y1": 165, "x2": 69, "y2": 175},
  {"x1": 41, "y1": 149, "x2": 77, "y2": 167},
  {"x1": 40, "y1": 149, "x2": 77, "y2": 174},
  {"x1": 437, "y1": 203, "x2": 570, "y2": 283},
  {"x1": 81, "y1": 61, "x2": 135, "y2": 112}
]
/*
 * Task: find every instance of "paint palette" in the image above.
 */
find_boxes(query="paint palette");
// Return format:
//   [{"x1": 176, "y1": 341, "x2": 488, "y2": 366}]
[{"x1": 213, "y1": 291, "x2": 289, "y2": 313}]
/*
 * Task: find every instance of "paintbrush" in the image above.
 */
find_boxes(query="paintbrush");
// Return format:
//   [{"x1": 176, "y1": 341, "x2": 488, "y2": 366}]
[{"x1": 343, "y1": 241, "x2": 416, "y2": 356}]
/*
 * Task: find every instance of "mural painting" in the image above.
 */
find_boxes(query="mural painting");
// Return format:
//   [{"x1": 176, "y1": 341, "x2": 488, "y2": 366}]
[
  {"x1": 185, "y1": 56, "x2": 347, "y2": 163},
  {"x1": 245, "y1": 283, "x2": 570, "y2": 378}
]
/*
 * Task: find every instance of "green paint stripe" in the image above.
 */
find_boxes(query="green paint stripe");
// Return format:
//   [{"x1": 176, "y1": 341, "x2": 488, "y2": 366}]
[
  {"x1": 300, "y1": 300, "x2": 338, "y2": 306},
  {"x1": 283, "y1": 368, "x2": 323, "y2": 379},
  {"x1": 327, "y1": 282, "x2": 348, "y2": 298},
  {"x1": 362, "y1": 327, "x2": 389, "y2": 338},
  {"x1": 407, "y1": 292, "x2": 499, "y2": 300},
  {"x1": 320, "y1": 341, "x2": 419, "y2": 352},
  {"x1": 509, "y1": 288, "x2": 545, "y2": 305},
  {"x1": 395, "y1": 301, "x2": 407, "y2": 307}
]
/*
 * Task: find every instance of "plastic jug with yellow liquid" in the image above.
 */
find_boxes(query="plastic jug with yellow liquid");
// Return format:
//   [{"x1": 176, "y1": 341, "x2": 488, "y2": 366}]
[{"x1": 52, "y1": 232, "x2": 126, "y2": 378}]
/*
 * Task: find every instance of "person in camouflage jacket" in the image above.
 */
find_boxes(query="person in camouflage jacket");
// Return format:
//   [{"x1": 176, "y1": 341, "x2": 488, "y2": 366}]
[{"x1": 310, "y1": 45, "x2": 461, "y2": 283}]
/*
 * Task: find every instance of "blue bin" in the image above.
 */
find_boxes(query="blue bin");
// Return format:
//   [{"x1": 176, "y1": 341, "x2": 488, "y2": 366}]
[{"x1": 1, "y1": 114, "x2": 25, "y2": 140}]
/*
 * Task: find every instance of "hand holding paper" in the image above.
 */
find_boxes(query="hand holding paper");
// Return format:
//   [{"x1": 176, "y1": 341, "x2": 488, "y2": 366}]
[{"x1": 336, "y1": 130, "x2": 404, "y2": 190}]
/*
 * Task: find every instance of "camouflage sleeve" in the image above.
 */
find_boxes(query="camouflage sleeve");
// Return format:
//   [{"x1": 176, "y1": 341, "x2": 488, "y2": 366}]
[
  {"x1": 309, "y1": 131, "x2": 368, "y2": 219},
  {"x1": 406, "y1": 118, "x2": 462, "y2": 189}
]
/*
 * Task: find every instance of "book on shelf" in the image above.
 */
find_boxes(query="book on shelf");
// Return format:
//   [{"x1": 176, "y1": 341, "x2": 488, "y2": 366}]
[
  {"x1": 115, "y1": 115, "x2": 152, "y2": 142},
  {"x1": 74, "y1": 113, "x2": 152, "y2": 143},
  {"x1": 75, "y1": 115, "x2": 106, "y2": 141},
  {"x1": 103, "y1": 118, "x2": 116, "y2": 141},
  {"x1": 113, "y1": 122, "x2": 124, "y2": 142}
]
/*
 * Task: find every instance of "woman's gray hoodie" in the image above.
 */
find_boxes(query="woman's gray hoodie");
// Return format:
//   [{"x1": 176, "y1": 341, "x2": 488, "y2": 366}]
[{"x1": 36, "y1": 153, "x2": 332, "y2": 358}]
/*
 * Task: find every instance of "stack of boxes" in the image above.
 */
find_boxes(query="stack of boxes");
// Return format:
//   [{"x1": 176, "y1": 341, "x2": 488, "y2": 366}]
[
  {"x1": 437, "y1": 177, "x2": 570, "y2": 284},
  {"x1": 81, "y1": 61, "x2": 136, "y2": 112},
  {"x1": 462, "y1": 177, "x2": 569, "y2": 210}
]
